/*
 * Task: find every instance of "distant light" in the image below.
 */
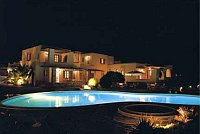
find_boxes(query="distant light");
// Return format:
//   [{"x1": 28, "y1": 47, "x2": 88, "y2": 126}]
[
  {"x1": 189, "y1": 85, "x2": 192, "y2": 88},
  {"x1": 197, "y1": 84, "x2": 200, "y2": 88}
]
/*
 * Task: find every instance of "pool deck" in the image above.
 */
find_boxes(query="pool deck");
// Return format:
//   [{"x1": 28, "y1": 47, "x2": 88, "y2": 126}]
[{"x1": 0, "y1": 84, "x2": 199, "y2": 102}]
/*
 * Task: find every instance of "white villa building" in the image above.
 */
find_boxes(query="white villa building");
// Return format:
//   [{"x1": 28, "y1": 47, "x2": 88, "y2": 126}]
[{"x1": 19, "y1": 45, "x2": 172, "y2": 86}]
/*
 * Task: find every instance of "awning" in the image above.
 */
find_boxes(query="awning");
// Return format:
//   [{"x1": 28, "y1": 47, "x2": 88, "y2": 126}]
[
  {"x1": 87, "y1": 68, "x2": 104, "y2": 72},
  {"x1": 40, "y1": 63, "x2": 85, "y2": 71},
  {"x1": 125, "y1": 71, "x2": 145, "y2": 76},
  {"x1": 40, "y1": 63, "x2": 103, "y2": 71}
]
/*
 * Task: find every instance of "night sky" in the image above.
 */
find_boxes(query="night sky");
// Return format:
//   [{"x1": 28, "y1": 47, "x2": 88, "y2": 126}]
[{"x1": 0, "y1": 0, "x2": 199, "y2": 85}]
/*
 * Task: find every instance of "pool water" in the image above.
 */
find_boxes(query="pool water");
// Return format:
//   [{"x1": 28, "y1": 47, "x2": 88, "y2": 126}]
[{"x1": 1, "y1": 91, "x2": 200, "y2": 108}]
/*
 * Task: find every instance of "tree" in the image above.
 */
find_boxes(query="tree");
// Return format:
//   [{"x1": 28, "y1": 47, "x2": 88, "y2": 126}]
[{"x1": 100, "y1": 71, "x2": 125, "y2": 88}]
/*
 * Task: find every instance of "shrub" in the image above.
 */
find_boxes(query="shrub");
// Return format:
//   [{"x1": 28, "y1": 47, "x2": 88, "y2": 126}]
[{"x1": 99, "y1": 71, "x2": 125, "y2": 88}]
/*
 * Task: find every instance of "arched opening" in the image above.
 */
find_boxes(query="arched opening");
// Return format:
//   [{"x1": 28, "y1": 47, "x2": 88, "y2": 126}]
[{"x1": 63, "y1": 55, "x2": 68, "y2": 63}]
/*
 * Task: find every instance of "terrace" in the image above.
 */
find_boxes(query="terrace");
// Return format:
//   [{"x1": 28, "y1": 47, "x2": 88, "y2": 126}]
[{"x1": 0, "y1": 86, "x2": 199, "y2": 134}]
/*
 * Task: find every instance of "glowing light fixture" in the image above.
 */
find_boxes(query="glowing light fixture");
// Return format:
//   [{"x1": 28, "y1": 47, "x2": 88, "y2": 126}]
[
  {"x1": 85, "y1": 56, "x2": 91, "y2": 61},
  {"x1": 44, "y1": 51, "x2": 48, "y2": 55},
  {"x1": 83, "y1": 85, "x2": 91, "y2": 90},
  {"x1": 179, "y1": 87, "x2": 183, "y2": 92},
  {"x1": 7, "y1": 67, "x2": 12, "y2": 73},
  {"x1": 88, "y1": 78, "x2": 97, "y2": 87},
  {"x1": 17, "y1": 78, "x2": 24, "y2": 86}
]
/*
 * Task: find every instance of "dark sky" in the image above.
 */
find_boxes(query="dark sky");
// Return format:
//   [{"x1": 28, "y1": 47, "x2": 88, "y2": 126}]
[{"x1": 0, "y1": 0, "x2": 199, "y2": 84}]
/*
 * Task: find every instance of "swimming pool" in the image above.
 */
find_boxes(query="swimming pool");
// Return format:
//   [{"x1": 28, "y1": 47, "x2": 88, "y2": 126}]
[{"x1": 1, "y1": 91, "x2": 200, "y2": 108}]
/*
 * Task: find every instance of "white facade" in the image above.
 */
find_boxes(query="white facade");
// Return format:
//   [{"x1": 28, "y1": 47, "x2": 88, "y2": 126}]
[{"x1": 20, "y1": 45, "x2": 172, "y2": 86}]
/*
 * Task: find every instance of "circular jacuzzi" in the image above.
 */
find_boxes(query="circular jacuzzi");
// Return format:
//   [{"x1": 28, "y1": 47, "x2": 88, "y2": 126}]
[
  {"x1": 114, "y1": 104, "x2": 177, "y2": 128},
  {"x1": 1, "y1": 91, "x2": 200, "y2": 109}
]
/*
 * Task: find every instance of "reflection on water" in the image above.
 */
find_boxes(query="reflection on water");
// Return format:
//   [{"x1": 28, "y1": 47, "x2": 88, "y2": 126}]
[
  {"x1": 27, "y1": 93, "x2": 96, "y2": 107},
  {"x1": 1, "y1": 91, "x2": 200, "y2": 108}
]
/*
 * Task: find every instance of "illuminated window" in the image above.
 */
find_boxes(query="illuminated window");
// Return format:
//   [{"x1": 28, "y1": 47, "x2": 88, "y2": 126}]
[
  {"x1": 85, "y1": 56, "x2": 91, "y2": 64},
  {"x1": 100, "y1": 58, "x2": 105, "y2": 64},
  {"x1": 54, "y1": 55, "x2": 59, "y2": 62},
  {"x1": 82, "y1": 57, "x2": 84, "y2": 62},
  {"x1": 63, "y1": 70, "x2": 69, "y2": 79},
  {"x1": 72, "y1": 71, "x2": 76, "y2": 79},
  {"x1": 166, "y1": 69, "x2": 171, "y2": 78},
  {"x1": 27, "y1": 54, "x2": 31, "y2": 61}
]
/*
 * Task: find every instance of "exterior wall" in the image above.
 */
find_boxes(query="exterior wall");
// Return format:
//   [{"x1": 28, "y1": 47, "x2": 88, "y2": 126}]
[
  {"x1": 80, "y1": 53, "x2": 114, "y2": 81},
  {"x1": 21, "y1": 45, "x2": 44, "y2": 85},
  {"x1": 20, "y1": 45, "x2": 172, "y2": 86},
  {"x1": 48, "y1": 48, "x2": 55, "y2": 64},
  {"x1": 39, "y1": 51, "x2": 48, "y2": 63},
  {"x1": 68, "y1": 52, "x2": 74, "y2": 66},
  {"x1": 73, "y1": 52, "x2": 81, "y2": 67},
  {"x1": 46, "y1": 49, "x2": 75, "y2": 65},
  {"x1": 108, "y1": 63, "x2": 162, "y2": 83},
  {"x1": 108, "y1": 63, "x2": 137, "y2": 83},
  {"x1": 21, "y1": 45, "x2": 42, "y2": 66},
  {"x1": 58, "y1": 69, "x2": 81, "y2": 83},
  {"x1": 81, "y1": 53, "x2": 114, "y2": 71}
]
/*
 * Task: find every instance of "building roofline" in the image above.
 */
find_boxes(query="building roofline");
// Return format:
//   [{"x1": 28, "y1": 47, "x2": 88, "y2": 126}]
[
  {"x1": 21, "y1": 44, "x2": 82, "y2": 53},
  {"x1": 111, "y1": 62, "x2": 149, "y2": 65},
  {"x1": 82, "y1": 52, "x2": 113, "y2": 57},
  {"x1": 21, "y1": 44, "x2": 42, "y2": 51},
  {"x1": 110, "y1": 62, "x2": 172, "y2": 68},
  {"x1": 41, "y1": 45, "x2": 72, "y2": 52}
]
